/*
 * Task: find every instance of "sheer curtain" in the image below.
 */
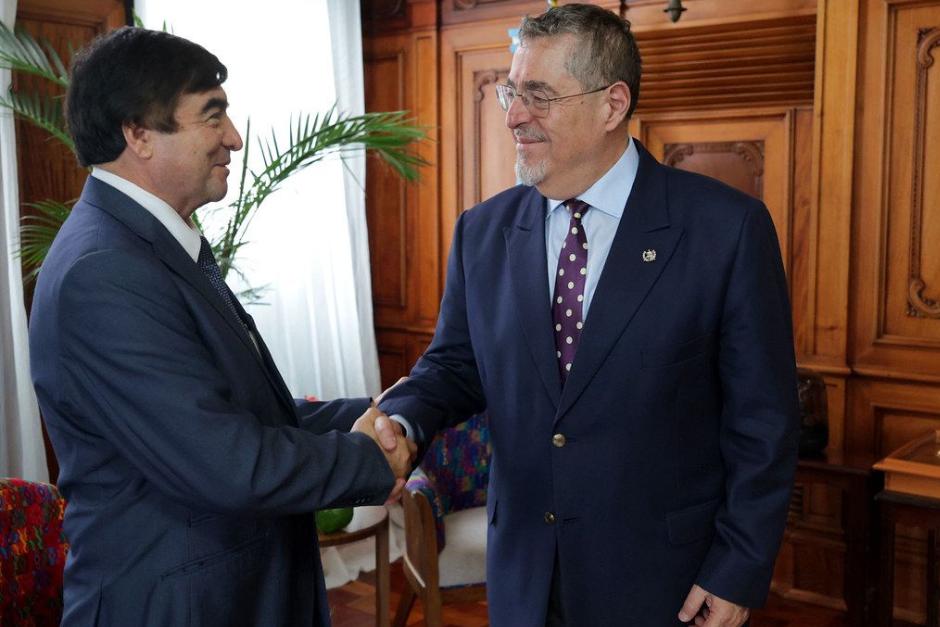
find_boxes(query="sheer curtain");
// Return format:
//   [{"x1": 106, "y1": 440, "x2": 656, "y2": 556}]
[
  {"x1": 135, "y1": 0, "x2": 381, "y2": 401},
  {"x1": 135, "y1": 1, "x2": 394, "y2": 587},
  {"x1": 0, "y1": 0, "x2": 48, "y2": 482}
]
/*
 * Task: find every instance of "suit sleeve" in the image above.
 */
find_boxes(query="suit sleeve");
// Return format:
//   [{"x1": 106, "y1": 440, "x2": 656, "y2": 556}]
[
  {"x1": 378, "y1": 211, "x2": 487, "y2": 455},
  {"x1": 56, "y1": 249, "x2": 395, "y2": 514},
  {"x1": 695, "y1": 204, "x2": 800, "y2": 607},
  {"x1": 294, "y1": 397, "x2": 372, "y2": 434}
]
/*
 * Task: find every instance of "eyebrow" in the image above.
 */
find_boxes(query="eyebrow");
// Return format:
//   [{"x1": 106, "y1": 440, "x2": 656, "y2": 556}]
[
  {"x1": 200, "y1": 97, "x2": 229, "y2": 116},
  {"x1": 505, "y1": 78, "x2": 557, "y2": 95}
]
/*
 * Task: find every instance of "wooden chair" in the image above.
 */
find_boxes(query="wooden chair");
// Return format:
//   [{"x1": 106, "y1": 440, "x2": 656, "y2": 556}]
[
  {"x1": 0, "y1": 478, "x2": 69, "y2": 626},
  {"x1": 393, "y1": 414, "x2": 490, "y2": 627}
]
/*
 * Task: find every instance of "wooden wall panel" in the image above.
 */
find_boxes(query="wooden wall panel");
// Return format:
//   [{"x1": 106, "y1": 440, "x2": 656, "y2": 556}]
[
  {"x1": 439, "y1": 18, "x2": 516, "y2": 264},
  {"x1": 853, "y1": 0, "x2": 940, "y2": 382},
  {"x1": 363, "y1": 0, "x2": 441, "y2": 384}
]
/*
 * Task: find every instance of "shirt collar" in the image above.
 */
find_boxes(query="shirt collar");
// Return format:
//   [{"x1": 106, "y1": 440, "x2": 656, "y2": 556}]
[
  {"x1": 90, "y1": 167, "x2": 202, "y2": 262},
  {"x1": 545, "y1": 136, "x2": 639, "y2": 219}
]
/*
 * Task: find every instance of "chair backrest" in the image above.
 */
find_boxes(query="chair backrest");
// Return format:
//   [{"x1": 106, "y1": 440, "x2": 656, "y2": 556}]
[
  {"x1": 0, "y1": 478, "x2": 69, "y2": 627},
  {"x1": 395, "y1": 416, "x2": 490, "y2": 626},
  {"x1": 404, "y1": 413, "x2": 491, "y2": 550}
]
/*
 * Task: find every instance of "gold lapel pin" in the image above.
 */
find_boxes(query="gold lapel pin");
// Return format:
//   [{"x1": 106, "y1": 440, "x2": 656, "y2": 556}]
[{"x1": 642, "y1": 249, "x2": 657, "y2": 263}]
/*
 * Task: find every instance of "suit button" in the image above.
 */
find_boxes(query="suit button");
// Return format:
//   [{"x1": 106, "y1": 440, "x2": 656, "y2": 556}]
[
  {"x1": 552, "y1": 433, "x2": 566, "y2": 448},
  {"x1": 544, "y1": 511, "x2": 556, "y2": 524}
]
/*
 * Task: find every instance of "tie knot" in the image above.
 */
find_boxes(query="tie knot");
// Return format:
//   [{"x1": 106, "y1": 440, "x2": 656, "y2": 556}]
[
  {"x1": 198, "y1": 236, "x2": 214, "y2": 264},
  {"x1": 564, "y1": 199, "x2": 590, "y2": 221}
]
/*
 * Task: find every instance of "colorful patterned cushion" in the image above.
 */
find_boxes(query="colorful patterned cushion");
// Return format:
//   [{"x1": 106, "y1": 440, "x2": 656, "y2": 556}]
[
  {"x1": 405, "y1": 413, "x2": 491, "y2": 551},
  {"x1": 0, "y1": 478, "x2": 69, "y2": 627}
]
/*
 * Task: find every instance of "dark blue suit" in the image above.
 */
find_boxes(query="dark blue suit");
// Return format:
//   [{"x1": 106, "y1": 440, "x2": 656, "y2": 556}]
[
  {"x1": 380, "y1": 141, "x2": 800, "y2": 626},
  {"x1": 29, "y1": 176, "x2": 394, "y2": 626}
]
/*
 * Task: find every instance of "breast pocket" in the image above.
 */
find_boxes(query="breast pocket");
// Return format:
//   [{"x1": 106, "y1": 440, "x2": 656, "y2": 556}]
[{"x1": 641, "y1": 333, "x2": 714, "y2": 369}]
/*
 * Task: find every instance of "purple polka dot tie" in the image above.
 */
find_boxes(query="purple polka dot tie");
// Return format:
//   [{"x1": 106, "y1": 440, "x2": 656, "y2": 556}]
[{"x1": 552, "y1": 199, "x2": 590, "y2": 383}]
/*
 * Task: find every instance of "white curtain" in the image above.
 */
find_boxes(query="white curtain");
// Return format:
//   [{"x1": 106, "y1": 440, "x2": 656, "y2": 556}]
[
  {"x1": 135, "y1": 0, "x2": 381, "y2": 401},
  {"x1": 0, "y1": 0, "x2": 48, "y2": 482},
  {"x1": 136, "y1": 1, "x2": 395, "y2": 588}
]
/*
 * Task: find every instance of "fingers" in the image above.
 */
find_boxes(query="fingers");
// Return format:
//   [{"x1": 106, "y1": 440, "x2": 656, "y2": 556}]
[
  {"x1": 680, "y1": 586, "x2": 749, "y2": 627},
  {"x1": 678, "y1": 584, "x2": 707, "y2": 623},
  {"x1": 373, "y1": 414, "x2": 401, "y2": 452},
  {"x1": 384, "y1": 477, "x2": 406, "y2": 506}
]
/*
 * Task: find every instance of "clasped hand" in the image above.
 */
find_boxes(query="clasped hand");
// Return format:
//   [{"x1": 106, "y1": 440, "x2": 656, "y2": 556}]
[{"x1": 351, "y1": 406, "x2": 417, "y2": 504}]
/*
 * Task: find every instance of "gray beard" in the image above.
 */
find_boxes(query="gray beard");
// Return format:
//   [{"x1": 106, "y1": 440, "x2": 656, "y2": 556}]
[{"x1": 515, "y1": 157, "x2": 546, "y2": 187}]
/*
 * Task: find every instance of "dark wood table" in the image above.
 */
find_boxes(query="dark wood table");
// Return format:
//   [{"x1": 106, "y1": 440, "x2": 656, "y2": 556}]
[
  {"x1": 795, "y1": 451, "x2": 881, "y2": 627},
  {"x1": 318, "y1": 508, "x2": 390, "y2": 627},
  {"x1": 875, "y1": 490, "x2": 940, "y2": 627}
]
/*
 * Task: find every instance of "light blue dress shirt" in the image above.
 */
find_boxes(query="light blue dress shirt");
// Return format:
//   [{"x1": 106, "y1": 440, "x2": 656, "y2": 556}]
[{"x1": 544, "y1": 138, "x2": 639, "y2": 319}]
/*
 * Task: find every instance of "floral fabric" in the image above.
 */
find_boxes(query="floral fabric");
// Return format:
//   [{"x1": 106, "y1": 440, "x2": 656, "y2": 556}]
[
  {"x1": 405, "y1": 413, "x2": 491, "y2": 551},
  {"x1": 0, "y1": 478, "x2": 68, "y2": 626}
]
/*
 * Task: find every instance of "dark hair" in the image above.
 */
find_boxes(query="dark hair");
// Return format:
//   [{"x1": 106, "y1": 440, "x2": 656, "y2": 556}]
[
  {"x1": 65, "y1": 27, "x2": 228, "y2": 167},
  {"x1": 519, "y1": 3, "x2": 642, "y2": 119}
]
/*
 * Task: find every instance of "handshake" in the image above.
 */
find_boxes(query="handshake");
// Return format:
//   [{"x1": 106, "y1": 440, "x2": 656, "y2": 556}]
[{"x1": 351, "y1": 405, "x2": 417, "y2": 504}]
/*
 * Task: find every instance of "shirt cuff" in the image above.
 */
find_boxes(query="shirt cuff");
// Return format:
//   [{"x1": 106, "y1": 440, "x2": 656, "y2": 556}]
[{"x1": 388, "y1": 414, "x2": 414, "y2": 440}]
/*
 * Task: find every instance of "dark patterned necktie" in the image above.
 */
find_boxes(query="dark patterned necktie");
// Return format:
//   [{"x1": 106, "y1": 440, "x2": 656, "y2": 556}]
[
  {"x1": 552, "y1": 199, "x2": 590, "y2": 383},
  {"x1": 197, "y1": 236, "x2": 243, "y2": 324}
]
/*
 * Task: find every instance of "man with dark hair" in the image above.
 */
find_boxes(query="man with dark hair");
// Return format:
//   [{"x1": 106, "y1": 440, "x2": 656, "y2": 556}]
[
  {"x1": 29, "y1": 27, "x2": 411, "y2": 626},
  {"x1": 378, "y1": 4, "x2": 799, "y2": 626}
]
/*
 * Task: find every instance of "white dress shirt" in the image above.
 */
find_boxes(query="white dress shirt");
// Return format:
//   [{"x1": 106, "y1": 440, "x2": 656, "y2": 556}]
[{"x1": 91, "y1": 168, "x2": 202, "y2": 261}]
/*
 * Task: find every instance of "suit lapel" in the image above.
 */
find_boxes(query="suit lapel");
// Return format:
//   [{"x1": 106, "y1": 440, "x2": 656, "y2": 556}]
[
  {"x1": 235, "y1": 304, "x2": 299, "y2": 421},
  {"x1": 505, "y1": 188, "x2": 562, "y2": 409},
  {"x1": 556, "y1": 142, "x2": 684, "y2": 421},
  {"x1": 83, "y1": 177, "x2": 297, "y2": 420}
]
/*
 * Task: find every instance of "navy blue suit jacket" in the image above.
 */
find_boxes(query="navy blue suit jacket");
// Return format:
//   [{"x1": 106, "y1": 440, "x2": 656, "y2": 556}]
[
  {"x1": 29, "y1": 176, "x2": 394, "y2": 626},
  {"x1": 380, "y1": 141, "x2": 800, "y2": 626}
]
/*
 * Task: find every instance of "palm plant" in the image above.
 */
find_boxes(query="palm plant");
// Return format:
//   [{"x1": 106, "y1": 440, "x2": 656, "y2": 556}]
[{"x1": 0, "y1": 22, "x2": 426, "y2": 297}]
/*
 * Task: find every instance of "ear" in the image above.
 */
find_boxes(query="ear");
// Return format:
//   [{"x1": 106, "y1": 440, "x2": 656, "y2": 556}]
[
  {"x1": 122, "y1": 122, "x2": 154, "y2": 160},
  {"x1": 603, "y1": 82, "x2": 631, "y2": 131}
]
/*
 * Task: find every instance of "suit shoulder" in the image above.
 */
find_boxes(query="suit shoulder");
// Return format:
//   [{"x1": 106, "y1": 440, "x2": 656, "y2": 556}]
[
  {"x1": 665, "y1": 164, "x2": 762, "y2": 209},
  {"x1": 660, "y1": 163, "x2": 769, "y2": 235},
  {"x1": 460, "y1": 185, "x2": 534, "y2": 226}
]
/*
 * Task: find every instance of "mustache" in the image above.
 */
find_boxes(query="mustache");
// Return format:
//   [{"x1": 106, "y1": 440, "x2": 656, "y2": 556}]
[{"x1": 513, "y1": 126, "x2": 547, "y2": 142}]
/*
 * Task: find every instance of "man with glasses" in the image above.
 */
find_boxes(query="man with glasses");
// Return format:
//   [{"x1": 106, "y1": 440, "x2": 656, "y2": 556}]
[{"x1": 379, "y1": 4, "x2": 798, "y2": 626}]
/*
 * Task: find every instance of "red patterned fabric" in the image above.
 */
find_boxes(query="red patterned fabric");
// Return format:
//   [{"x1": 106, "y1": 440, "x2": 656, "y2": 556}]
[{"x1": 0, "y1": 479, "x2": 68, "y2": 626}]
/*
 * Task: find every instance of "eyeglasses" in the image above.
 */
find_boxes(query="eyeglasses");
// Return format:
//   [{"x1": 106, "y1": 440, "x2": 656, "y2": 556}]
[{"x1": 495, "y1": 83, "x2": 612, "y2": 117}]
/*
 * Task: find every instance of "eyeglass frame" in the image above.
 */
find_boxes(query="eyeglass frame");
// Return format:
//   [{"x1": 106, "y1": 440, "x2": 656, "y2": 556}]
[{"x1": 495, "y1": 82, "x2": 614, "y2": 116}]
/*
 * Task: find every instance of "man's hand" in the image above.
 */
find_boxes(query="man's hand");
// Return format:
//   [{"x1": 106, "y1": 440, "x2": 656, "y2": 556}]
[
  {"x1": 678, "y1": 585, "x2": 749, "y2": 627},
  {"x1": 351, "y1": 406, "x2": 416, "y2": 504}
]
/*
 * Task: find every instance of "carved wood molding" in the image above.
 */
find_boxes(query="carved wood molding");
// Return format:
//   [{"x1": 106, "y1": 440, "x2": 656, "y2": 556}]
[
  {"x1": 906, "y1": 27, "x2": 940, "y2": 319},
  {"x1": 663, "y1": 140, "x2": 765, "y2": 197}
]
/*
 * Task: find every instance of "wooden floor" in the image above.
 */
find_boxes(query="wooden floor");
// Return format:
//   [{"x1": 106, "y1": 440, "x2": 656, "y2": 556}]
[{"x1": 326, "y1": 560, "x2": 867, "y2": 627}]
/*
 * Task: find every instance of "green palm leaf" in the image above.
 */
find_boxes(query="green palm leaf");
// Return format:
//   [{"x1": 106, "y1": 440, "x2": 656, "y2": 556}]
[
  {"x1": 212, "y1": 108, "x2": 428, "y2": 285},
  {"x1": 0, "y1": 21, "x2": 69, "y2": 87},
  {"x1": 18, "y1": 198, "x2": 74, "y2": 283},
  {"x1": 0, "y1": 90, "x2": 73, "y2": 151}
]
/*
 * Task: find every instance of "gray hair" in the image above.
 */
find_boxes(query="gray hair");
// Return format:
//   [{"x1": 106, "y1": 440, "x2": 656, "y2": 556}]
[{"x1": 519, "y1": 3, "x2": 641, "y2": 119}]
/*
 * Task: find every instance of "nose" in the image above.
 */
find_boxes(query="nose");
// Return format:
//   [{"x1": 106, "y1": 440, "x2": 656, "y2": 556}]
[
  {"x1": 505, "y1": 94, "x2": 532, "y2": 130},
  {"x1": 224, "y1": 116, "x2": 244, "y2": 151}
]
